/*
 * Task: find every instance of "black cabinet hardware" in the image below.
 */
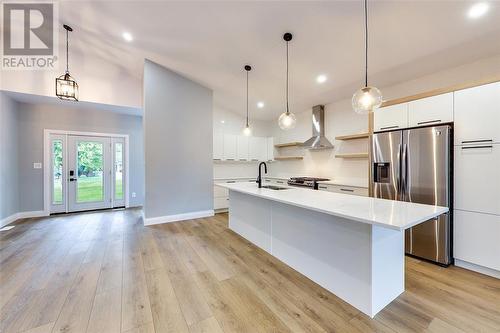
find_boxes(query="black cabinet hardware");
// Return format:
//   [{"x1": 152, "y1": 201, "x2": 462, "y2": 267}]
[
  {"x1": 417, "y1": 119, "x2": 441, "y2": 125},
  {"x1": 461, "y1": 145, "x2": 493, "y2": 150}
]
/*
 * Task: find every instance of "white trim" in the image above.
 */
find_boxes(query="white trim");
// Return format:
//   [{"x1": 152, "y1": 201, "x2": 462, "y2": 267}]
[
  {"x1": 454, "y1": 259, "x2": 500, "y2": 279},
  {"x1": 1, "y1": 210, "x2": 48, "y2": 228},
  {"x1": 44, "y1": 129, "x2": 130, "y2": 214},
  {"x1": 144, "y1": 210, "x2": 214, "y2": 226}
]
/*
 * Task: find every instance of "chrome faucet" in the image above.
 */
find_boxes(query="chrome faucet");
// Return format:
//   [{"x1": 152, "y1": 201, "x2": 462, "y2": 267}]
[{"x1": 256, "y1": 162, "x2": 267, "y2": 188}]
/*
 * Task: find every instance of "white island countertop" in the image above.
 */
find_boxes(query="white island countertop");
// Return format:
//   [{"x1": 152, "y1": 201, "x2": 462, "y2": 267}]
[{"x1": 217, "y1": 182, "x2": 448, "y2": 231}]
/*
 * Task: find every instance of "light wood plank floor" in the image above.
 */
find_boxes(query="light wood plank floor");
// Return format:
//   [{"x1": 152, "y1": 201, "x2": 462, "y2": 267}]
[{"x1": 1, "y1": 208, "x2": 499, "y2": 333}]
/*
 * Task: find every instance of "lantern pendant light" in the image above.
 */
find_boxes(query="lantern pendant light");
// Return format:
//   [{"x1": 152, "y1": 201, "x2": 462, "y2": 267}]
[
  {"x1": 56, "y1": 24, "x2": 79, "y2": 101},
  {"x1": 352, "y1": 0, "x2": 382, "y2": 114},
  {"x1": 278, "y1": 32, "x2": 297, "y2": 130},
  {"x1": 242, "y1": 65, "x2": 252, "y2": 136}
]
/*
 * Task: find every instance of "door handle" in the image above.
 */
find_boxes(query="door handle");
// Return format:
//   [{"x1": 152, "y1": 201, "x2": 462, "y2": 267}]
[
  {"x1": 69, "y1": 178, "x2": 77, "y2": 182},
  {"x1": 461, "y1": 145, "x2": 493, "y2": 150},
  {"x1": 380, "y1": 125, "x2": 399, "y2": 130},
  {"x1": 461, "y1": 139, "x2": 493, "y2": 144},
  {"x1": 417, "y1": 119, "x2": 441, "y2": 125}
]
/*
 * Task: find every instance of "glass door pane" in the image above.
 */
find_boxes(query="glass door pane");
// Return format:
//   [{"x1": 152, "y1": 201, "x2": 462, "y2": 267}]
[
  {"x1": 114, "y1": 142, "x2": 123, "y2": 200},
  {"x1": 52, "y1": 140, "x2": 63, "y2": 204},
  {"x1": 77, "y1": 141, "x2": 104, "y2": 203}
]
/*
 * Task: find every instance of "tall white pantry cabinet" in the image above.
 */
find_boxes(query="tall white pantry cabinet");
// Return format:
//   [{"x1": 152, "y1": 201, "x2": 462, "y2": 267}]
[{"x1": 453, "y1": 82, "x2": 500, "y2": 277}]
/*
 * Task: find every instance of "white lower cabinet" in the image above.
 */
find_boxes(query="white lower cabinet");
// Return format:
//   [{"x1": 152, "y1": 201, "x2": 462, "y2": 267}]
[
  {"x1": 454, "y1": 210, "x2": 500, "y2": 272},
  {"x1": 214, "y1": 179, "x2": 255, "y2": 210},
  {"x1": 318, "y1": 184, "x2": 368, "y2": 197},
  {"x1": 454, "y1": 144, "x2": 500, "y2": 216}
]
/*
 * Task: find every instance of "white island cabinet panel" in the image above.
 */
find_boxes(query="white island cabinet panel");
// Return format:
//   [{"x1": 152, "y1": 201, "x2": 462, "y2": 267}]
[
  {"x1": 374, "y1": 103, "x2": 408, "y2": 132},
  {"x1": 221, "y1": 182, "x2": 447, "y2": 317},
  {"x1": 408, "y1": 92, "x2": 453, "y2": 128},
  {"x1": 454, "y1": 210, "x2": 500, "y2": 272},
  {"x1": 454, "y1": 144, "x2": 500, "y2": 215},
  {"x1": 454, "y1": 81, "x2": 500, "y2": 145},
  {"x1": 223, "y1": 134, "x2": 237, "y2": 160}
]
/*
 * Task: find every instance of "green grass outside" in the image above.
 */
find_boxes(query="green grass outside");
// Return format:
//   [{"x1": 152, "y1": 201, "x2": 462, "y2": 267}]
[{"x1": 53, "y1": 176, "x2": 122, "y2": 203}]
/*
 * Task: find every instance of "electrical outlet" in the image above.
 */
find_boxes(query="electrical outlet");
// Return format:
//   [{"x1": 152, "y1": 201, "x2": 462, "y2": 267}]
[
  {"x1": 132, "y1": 192, "x2": 136, "y2": 198},
  {"x1": 33, "y1": 162, "x2": 42, "y2": 169}
]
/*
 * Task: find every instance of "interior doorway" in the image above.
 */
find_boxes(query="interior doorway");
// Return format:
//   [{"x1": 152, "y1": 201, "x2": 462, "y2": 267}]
[{"x1": 45, "y1": 130, "x2": 129, "y2": 214}]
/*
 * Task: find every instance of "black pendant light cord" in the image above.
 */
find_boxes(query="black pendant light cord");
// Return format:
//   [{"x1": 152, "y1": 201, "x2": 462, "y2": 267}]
[
  {"x1": 286, "y1": 40, "x2": 289, "y2": 115},
  {"x1": 66, "y1": 28, "x2": 69, "y2": 73},
  {"x1": 246, "y1": 69, "x2": 249, "y2": 127},
  {"x1": 364, "y1": 0, "x2": 368, "y2": 88}
]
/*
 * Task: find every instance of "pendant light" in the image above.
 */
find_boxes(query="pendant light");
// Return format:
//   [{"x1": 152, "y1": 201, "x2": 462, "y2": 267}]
[
  {"x1": 56, "y1": 24, "x2": 79, "y2": 101},
  {"x1": 352, "y1": 0, "x2": 382, "y2": 114},
  {"x1": 242, "y1": 65, "x2": 252, "y2": 136},
  {"x1": 278, "y1": 32, "x2": 297, "y2": 130}
]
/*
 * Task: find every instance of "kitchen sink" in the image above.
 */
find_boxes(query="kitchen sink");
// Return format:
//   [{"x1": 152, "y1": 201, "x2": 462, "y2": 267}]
[{"x1": 261, "y1": 185, "x2": 289, "y2": 190}]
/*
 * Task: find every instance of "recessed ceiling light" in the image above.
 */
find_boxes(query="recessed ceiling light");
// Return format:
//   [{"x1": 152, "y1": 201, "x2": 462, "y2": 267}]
[
  {"x1": 122, "y1": 32, "x2": 133, "y2": 42},
  {"x1": 316, "y1": 74, "x2": 327, "y2": 84},
  {"x1": 257, "y1": 102, "x2": 265, "y2": 108},
  {"x1": 468, "y1": 2, "x2": 489, "y2": 19},
  {"x1": 220, "y1": 120, "x2": 225, "y2": 124}
]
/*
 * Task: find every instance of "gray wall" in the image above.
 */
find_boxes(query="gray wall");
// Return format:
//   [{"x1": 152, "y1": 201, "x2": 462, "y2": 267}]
[
  {"x1": 15, "y1": 102, "x2": 144, "y2": 211},
  {"x1": 143, "y1": 60, "x2": 213, "y2": 219},
  {"x1": 0, "y1": 92, "x2": 19, "y2": 220}
]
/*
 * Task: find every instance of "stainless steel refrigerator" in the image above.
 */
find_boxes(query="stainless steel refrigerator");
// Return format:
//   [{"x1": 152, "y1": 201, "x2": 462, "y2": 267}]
[{"x1": 372, "y1": 125, "x2": 452, "y2": 266}]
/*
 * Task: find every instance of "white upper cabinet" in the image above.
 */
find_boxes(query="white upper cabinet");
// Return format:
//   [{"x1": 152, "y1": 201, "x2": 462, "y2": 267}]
[
  {"x1": 249, "y1": 137, "x2": 267, "y2": 161},
  {"x1": 213, "y1": 132, "x2": 223, "y2": 160},
  {"x1": 373, "y1": 103, "x2": 408, "y2": 132},
  {"x1": 266, "y1": 137, "x2": 275, "y2": 161},
  {"x1": 237, "y1": 136, "x2": 249, "y2": 161},
  {"x1": 408, "y1": 93, "x2": 453, "y2": 128},
  {"x1": 223, "y1": 134, "x2": 237, "y2": 160},
  {"x1": 454, "y1": 144, "x2": 500, "y2": 216},
  {"x1": 454, "y1": 82, "x2": 500, "y2": 145}
]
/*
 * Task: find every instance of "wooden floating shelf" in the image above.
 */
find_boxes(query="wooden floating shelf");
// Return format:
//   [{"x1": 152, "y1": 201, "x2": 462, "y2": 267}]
[
  {"x1": 274, "y1": 142, "x2": 303, "y2": 148},
  {"x1": 335, "y1": 133, "x2": 370, "y2": 141},
  {"x1": 335, "y1": 153, "x2": 369, "y2": 159},
  {"x1": 274, "y1": 156, "x2": 303, "y2": 161}
]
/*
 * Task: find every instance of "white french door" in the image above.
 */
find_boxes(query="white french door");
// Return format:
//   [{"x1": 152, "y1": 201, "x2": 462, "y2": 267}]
[{"x1": 49, "y1": 132, "x2": 127, "y2": 214}]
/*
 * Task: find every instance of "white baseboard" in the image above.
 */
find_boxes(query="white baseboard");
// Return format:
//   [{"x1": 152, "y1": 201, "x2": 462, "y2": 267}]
[
  {"x1": 455, "y1": 259, "x2": 500, "y2": 279},
  {"x1": 0, "y1": 210, "x2": 48, "y2": 228},
  {"x1": 144, "y1": 210, "x2": 214, "y2": 226}
]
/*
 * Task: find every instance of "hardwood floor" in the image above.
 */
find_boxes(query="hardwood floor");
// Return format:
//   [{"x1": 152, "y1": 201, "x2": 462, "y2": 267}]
[{"x1": 1, "y1": 208, "x2": 499, "y2": 333}]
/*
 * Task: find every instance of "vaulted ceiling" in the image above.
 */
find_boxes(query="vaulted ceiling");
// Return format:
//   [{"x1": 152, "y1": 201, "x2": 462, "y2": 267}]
[{"x1": 60, "y1": 1, "x2": 500, "y2": 119}]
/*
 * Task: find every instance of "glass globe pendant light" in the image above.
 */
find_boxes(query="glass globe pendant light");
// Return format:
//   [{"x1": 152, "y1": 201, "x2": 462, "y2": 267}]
[
  {"x1": 242, "y1": 65, "x2": 252, "y2": 136},
  {"x1": 56, "y1": 24, "x2": 79, "y2": 101},
  {"x1": 278, "y1": 32, "x2": 297, "y2": 130},
  {"x1": 352, "y1": 0, "x2": 382, "y2": 114}
]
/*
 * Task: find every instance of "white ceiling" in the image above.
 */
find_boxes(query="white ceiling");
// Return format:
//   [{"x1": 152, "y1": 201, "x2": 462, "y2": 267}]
[{"x1": 59, "y1": 1, "x2": 500, "y2": 120}]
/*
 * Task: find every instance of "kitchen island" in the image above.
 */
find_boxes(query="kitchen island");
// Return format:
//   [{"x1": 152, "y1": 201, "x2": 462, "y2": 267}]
[{"x1": 217, "y1": 182, "x2": 448, "y2": 317}]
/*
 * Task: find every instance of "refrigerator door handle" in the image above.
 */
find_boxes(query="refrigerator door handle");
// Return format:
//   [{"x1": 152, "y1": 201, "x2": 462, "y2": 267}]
[
  {"x1": 396, "y1": 143, "x2": 401, "y2": 197},
  {"x1": 401, "y1": 143, "x2": 408, "y2": 200}
]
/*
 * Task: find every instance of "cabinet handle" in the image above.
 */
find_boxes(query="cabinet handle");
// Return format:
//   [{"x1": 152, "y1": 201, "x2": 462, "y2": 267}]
[
  {"x1": 340, "y1": 188, "x2": 355, "y2": 192},
  {"x1": 461, "y1": 145, "x2": 493, "y2": 150},
  {"x1": 417, "y1": 119, "x2": 441, "y2": 125},
  {"x1": 251, "y1": 159, "x2": 259, "y2": 161},
  {"x1": 461, "y1": 139, "x2": 493, "y2": 144},
  {"x1": 213, "y1": 158, "x2": 221, "y2": 161},
  {"x1": 276, "y1": 181, "x2": 284, "y2": 184},
  {"x1": 239, "y1": 159, "x2": 247, "y2": 161},
  {"x1": 226, "y1": 180, "x2": 236, "y2": 183},
  {"x1": 318, "y1": 186, "x2": 327, "y2": 189},
  {"x1": 380, "y1": 125, "x2": 399, "y2": 130},
  {"x1": 226, "y1": 158, "x2": 235, "y2": 161}
]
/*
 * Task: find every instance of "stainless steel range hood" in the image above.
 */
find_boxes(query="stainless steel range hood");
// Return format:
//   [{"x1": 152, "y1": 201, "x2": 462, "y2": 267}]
[{"x1": 302, "y1": 105, "x2": 334, "y2": 150}]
